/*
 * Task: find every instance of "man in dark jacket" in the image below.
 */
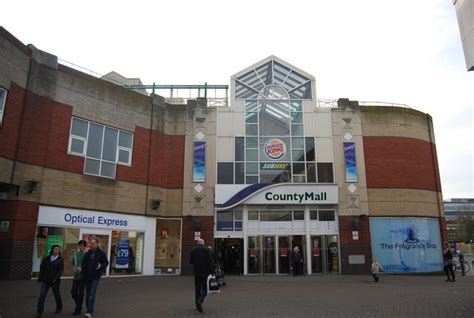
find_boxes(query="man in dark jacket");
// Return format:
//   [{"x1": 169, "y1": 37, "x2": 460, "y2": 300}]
[
  {"x1": 81, "y1": 237, "x2": 109, "y2": 318},
  {"x1": 190, "y1": 238, "x2": 215, "y2": 313}
]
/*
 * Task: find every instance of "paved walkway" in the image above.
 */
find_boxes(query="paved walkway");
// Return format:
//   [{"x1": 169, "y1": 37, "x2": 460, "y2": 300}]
[{"x1": 1, "y1": 274, "x2": 473, "y2": 318}]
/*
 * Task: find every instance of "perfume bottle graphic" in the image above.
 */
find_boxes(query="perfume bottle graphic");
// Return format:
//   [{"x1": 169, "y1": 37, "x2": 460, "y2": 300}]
[{"x1": 399, "y1": 224, "x2": 425, "y2": 271}]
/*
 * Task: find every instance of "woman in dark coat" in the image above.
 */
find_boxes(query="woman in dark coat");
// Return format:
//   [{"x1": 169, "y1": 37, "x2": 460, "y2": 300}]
[{"x1": 36, "y1": 245, "x2": 64, "y2": 318}]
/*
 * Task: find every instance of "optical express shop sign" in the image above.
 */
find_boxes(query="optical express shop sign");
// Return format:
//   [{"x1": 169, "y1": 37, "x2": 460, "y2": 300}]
[{"x1": 38, "y1": 206, "x2": 146, "y2": 231}]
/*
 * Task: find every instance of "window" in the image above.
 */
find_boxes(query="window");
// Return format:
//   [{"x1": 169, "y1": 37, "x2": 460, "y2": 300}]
[
  {"x1": 216, "y1": 210, "x2": 242, "y2": 231},
  {"x1": 68, "y1": 117, "x2": 133, "y2": 179},
  {"x1": 217, "y1": 163, "x2": 234, "y2": 184},
  {"x1": 0, "y1": 87, "x2": 8, "y2": 126},
  {"x1": 293, "y1": 210, "x2": 304, "y2": 220},
  {"x1": 260, "y1": 211, "x2": 291, "y2": 221},
  {"x1": 317, "y1": 163, "x2": 334, "y2": 183},
  {"x1": 248, "y1": 210, "x2": 259, "y2": 220},
  {"x1": 319, "y1": 210, "x2": 335, "y2": 221},
  {"x1": 310, "y1": 210, "x2": 318, "y2": 220}
]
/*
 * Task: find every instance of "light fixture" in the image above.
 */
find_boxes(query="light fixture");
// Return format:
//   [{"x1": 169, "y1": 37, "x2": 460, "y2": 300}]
[
  {"x1": 151, "y1": 199, "x2": 161, "y2": 210},
  {"x1": 27, "y1": 181, "x2": 39, "y2": 194}
]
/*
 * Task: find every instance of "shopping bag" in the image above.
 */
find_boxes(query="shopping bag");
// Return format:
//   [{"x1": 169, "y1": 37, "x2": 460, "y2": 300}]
[{"x1": 207, "y1": 274, "x2": 220, "y2": 294}]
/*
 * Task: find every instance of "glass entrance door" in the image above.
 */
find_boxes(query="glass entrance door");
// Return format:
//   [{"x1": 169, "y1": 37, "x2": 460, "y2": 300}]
[
  {"x1": 80, "y1": 229, "x2": 111, "y2": 276},
  {"x1": 278, "y1": 236, "x2": 290, "y2": 274},
  {"x1": 311, "y1": 236, "x2": 323, "y2": 274},
  {"x1": 326, "y1": 235, "x2": 339, "y2": 274},
  {"x1": 263, "y1": 236, "x2": 276, "y2": 274}
]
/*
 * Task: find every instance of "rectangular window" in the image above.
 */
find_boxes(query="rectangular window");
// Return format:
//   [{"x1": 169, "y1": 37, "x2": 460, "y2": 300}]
[
  {"x1": 217, "y1": 162, "x2": 234, "y2": 184},
  {"x1": 293, "y1": 210, "x2": 304, "y2": 220},
  {"x1": 68, "y1": 117, "x2": 133, "y2": 179},
  {"x1": 306, "y1": 163, "x2": 316, "y2": 183},
  {"x1": 260, "y1": 211, "x2": 291, "y2": 221},
  {"x1": 248, "y1": 210, "x2": 259, "y2": 220},
  {"x1": 319, "y1": 210, "x2": 335, "y2": 221},
  {"x1": 235, "y1": 137, "x2": 244, "y2": 161},
  {"x1": 235, "y1": 163, "x2": 244, "y2": 184},
  {"x1": 310, "y1": 210, "x2": 318, "y2": 220},
  {"x1": 235, "y1": 210, "x2": 242, "y2": 230},
  {"x1": 0, "y1": 87, "x2": 7, "y2": 126},
  {"x1": 317, "y1": 163, "x2": 334, "y2": 183},
  {"x1": 305, "y1": 137, "x2": 315, "y2": 161},
  {"x1": 216, "y1": 211, "x2": 234, "y2": 231}
]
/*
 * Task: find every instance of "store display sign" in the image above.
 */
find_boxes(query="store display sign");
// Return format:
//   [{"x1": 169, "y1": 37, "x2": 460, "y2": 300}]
[
  {"x1": 115, "y1": 240, "x2": 130, "y2": 269},
  {"x1": 44, "y1": 235, "x2": 64, "y2": 258},
  {"x1": 343, "y1": 142, "x2": 358, "y2": 182},
  {"x1": 38, "y1": 206, "x2": 147, "y2": 231},
  {"x1": 263, "y1": 138, "x2": 286, "y2": 160},
  {"x1": 193, "y1": 142, "x2": 206, "y2": 182},
  {"x1": 370, "y1": 218, "x2": 443, "y2": 273}
]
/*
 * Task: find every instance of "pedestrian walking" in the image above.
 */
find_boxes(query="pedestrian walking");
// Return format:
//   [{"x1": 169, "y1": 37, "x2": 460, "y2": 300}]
[
  {"x1": 291, "y1": 246, "x2": 303, "y2": 277},
  {"x1": 190, "y1": 238, "x2": 215, "y2": 313},
  {"x1": 71, "y1": 240, "x2": 87, "y2": 315},
  {"x1": 81, "y1": 237, "x2": 109, "y2": 317},
  {"x1": 458, "y1": 250, "x2": 466, "y2": 276},
  {"x1": 371, "y1": 258, "x2": 384, "y2": 282},
  {"x1": 35, "y1": 245, "x2": 64, "y2": 318},
  {"x1": 443, "y1": 242, "x2": 455, "y2": 282}
]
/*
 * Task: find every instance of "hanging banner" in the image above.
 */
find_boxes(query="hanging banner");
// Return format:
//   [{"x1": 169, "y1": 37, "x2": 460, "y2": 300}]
[
  {"x1": 115, "y1": 240, "x2": 130, "y2": 269},
  {"x1": 193, "y1": 141, "x2": 206, "y2": 182},
  {"x1": 343, "y1": 142, "x2": 358, "y2": 182}
]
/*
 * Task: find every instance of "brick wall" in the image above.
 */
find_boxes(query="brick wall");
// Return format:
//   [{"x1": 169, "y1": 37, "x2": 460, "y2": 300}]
[
  {"x1": 363, "y1": 136, "x2": 441, "y2": 191},
  {"x1": 181, "y1": 216, "x2": 214, "y2": 275},
  {"x1": 339, "y1": 215, "x2": 372, "y2": 274}
]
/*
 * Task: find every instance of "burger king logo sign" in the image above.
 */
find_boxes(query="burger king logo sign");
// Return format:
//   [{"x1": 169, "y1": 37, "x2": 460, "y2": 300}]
[{"x1": 264, "y1": 138, "x2": 286, "y2": 160}]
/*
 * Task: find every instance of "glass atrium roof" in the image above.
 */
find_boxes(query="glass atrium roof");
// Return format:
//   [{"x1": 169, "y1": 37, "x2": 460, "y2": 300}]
[{"x1": 235, "y1": 60, "x2": 312, "y2": 100}]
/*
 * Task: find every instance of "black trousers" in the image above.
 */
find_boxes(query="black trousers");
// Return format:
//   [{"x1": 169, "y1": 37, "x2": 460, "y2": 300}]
[
  {"x1": 194, "y1": 275, "x2": 208, "y2": 304},
  {"x1": 292, "y1": 263, "x2": 301, "y2": 276},
  {"x1": 444, "y1": 264, "x2": 455, "y2": 281},
  {"x1": 71, "y1": 279, "x2": 85, "y2": 313}
]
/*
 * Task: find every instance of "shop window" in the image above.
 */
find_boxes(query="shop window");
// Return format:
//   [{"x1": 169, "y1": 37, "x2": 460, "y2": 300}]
[
  {"x1": 32, "y1": 226, "x2": 80, "y2": 278},
  {"x1": 319, "y1": 210, "x2": 335, "y2": 221},
  {"x1": 0, "y1": 87, "x2": 8, "y2": 126},
  {"x1": 248, "y1": 210, "x2": 259, "y2": 220},
  {"x1": 217, "y1": 211, "x2": 234, "y2": 231},
  {"x1": 317, "y1": 163, "x2": 334, "y2": 183},
  {"x1": 235, "y1": 137, "x2": 244, "y2": 161},
  {"x1": 155, "y1": 219, "x2": 182, "y2": 275},
  {"x1": 68, "y1": 117, "x2": 133, "y2": 179},
  {"x1": 110, "y1": 231, "x2": 144, "y2": 276},
  {"x1": 235, "y1": 162, "x2": 244, "y2": 184},
  {"x1": 260, "y1": 211, "x2": 291, "y2": 221},
  {"x1": 217, "y1": 162, "x2": 234, "y2": 184},
  {"x1": 293, "y1": 210, "x2": 304, "y2": 220}
]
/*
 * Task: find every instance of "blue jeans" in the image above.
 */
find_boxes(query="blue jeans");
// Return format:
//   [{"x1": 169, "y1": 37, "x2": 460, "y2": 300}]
[
  {"x1": 85, "y1": 279, "x2": 100, "y2": 314},
  {"x1": 194, "y1": 275, "x2": 208, "y2": 304},
  {"x1": 37, "y1": 280, "x2": 62, "y2": 314}
]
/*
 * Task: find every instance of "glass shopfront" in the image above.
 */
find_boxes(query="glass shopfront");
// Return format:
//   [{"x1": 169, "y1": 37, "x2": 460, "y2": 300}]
[
  {"x1": 154, "y1": 218, "x2": 182, "y2": 275},
  {"x1": 34, "y1": 206, "x2": 153, "y2": 277}
]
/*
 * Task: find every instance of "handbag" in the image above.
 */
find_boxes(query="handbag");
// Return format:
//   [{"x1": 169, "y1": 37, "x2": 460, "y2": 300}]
[{"x1": 207, "y1": 275, "x2": 220, "y2": 294}]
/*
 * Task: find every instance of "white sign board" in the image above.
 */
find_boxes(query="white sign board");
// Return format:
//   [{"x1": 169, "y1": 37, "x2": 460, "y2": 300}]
[{"x1": 38, "y1": 206, "x2": 147, "y2": 231}]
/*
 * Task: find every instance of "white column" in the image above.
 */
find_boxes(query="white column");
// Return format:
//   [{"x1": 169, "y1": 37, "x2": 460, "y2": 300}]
[
  {"x1": 275, "y1": 235, "x2": 279, "y2": 274},
  {"x1": 143, "y1": 217, "x2": 157, "y2": 275},
  {"x1": 243, "y1": 206, "x2": 248, "y2": 275},
  {"x1": 305, "y1": 206, "x2": 312, "y2": 275}
]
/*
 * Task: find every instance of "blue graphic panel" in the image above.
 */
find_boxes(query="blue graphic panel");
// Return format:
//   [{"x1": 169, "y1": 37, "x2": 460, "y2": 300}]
[
  {"x1": 193, "y1": 142, "x2": 206, "y2": 182},
  {"x1": 343, "y1": 142, "x2": 357, "y2": 182},
  {"x1": 370, "y1": 218, "x2": 443, "y2": 273},
  {"x1": 116, "y1": 240, "x2": 130, "y2": 269}
]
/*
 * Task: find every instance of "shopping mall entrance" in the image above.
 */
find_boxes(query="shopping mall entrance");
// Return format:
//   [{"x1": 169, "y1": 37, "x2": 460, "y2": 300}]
[
  {"x1": 246, "y1": 235, "x2": 339, "y2": 275},
  {"x1": 214, "y1": 238, "x2": 243, "y2": 275}
]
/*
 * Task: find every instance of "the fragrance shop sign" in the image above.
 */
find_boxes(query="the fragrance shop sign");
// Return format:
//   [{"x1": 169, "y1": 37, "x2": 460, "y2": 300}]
[{"x1": 246, "y1": 185, "x2": 338, "y2": 205}]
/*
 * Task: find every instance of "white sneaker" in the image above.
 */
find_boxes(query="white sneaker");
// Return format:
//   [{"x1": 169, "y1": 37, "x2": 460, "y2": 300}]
[{"x1": 84, "y1": 314, "x2": 92, "y2": 318}]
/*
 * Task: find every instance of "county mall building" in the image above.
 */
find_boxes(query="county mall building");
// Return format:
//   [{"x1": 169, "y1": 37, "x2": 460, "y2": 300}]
[{"x1": 0, "y1": 27, "x2": 446, "y2": 279}]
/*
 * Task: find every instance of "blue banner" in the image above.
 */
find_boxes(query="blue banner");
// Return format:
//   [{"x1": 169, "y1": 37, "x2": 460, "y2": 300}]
[
  {"x1": 116, "y1": 240, "x2": 130, "y2": 269},
  {"x1": 343, "y1": 142, "x2": 357, "y2": 182},
  {"x1": 370, "y1": 218, "x2": 443, "y2": 273},
  {"x1": 193, "y1": 141, "x2": 206, "y2": 182}
]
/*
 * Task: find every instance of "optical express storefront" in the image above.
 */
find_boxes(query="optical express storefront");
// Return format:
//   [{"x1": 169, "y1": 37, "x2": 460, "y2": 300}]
[{"x1": 33, "y1": 206, "x2": 160, "y2": 277}]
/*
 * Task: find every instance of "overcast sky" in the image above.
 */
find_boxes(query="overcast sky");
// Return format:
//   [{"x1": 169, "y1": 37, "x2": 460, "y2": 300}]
[{"x1": 1, "y1": 0, "x2": 473, "y2": 199}]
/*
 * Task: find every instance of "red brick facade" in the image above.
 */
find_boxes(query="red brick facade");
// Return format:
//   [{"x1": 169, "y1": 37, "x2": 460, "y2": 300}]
[{"x1": 363, "y1": 136, "x2": 441, "y2": 191}]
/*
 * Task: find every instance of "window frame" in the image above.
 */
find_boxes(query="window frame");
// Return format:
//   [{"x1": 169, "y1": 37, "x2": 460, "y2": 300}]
[
  {"x1": 0, "y1": 87, "x2": 8, "y2": 126},
  {"x1": 68, "y1": 117, "x2": 134, "y2": 179}
]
